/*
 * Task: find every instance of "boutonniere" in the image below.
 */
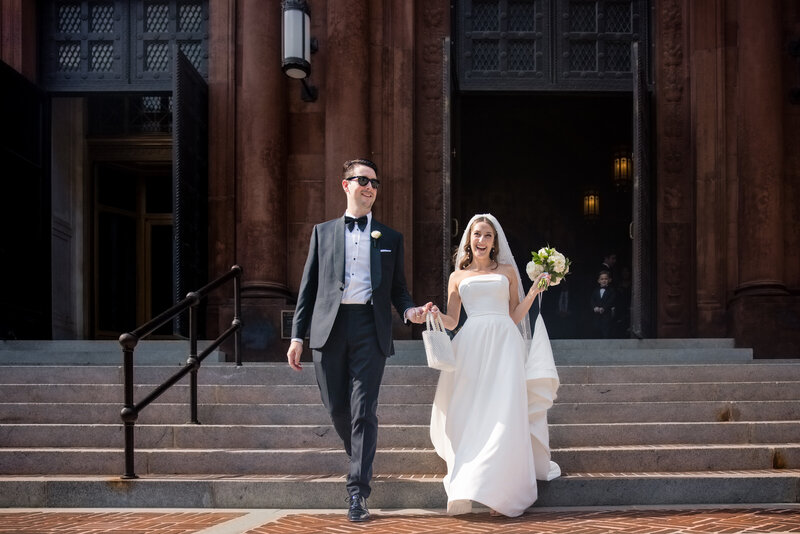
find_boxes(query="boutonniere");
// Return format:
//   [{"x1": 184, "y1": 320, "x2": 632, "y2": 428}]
[{"x1": 371, "y1": 230, "x2": 382, "y2": 248}]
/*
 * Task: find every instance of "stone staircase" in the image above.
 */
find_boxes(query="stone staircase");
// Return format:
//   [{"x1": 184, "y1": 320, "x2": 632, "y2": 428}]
[{"x1": 1, "y1": 338, "x2": 799, "y2": 508}]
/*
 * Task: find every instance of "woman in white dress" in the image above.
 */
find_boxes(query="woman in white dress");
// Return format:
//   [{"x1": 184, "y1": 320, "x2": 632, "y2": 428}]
[{"x1": 430, "y1": 213, "x2": 561, "y2": 517}]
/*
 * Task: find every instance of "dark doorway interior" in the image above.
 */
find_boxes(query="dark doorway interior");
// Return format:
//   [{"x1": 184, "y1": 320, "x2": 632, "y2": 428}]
[
  {"x1": 456, "y1": 93, "x2": 633, "y2": 338},
  {"x1": 93, "y1": 161, "x2": 173, "y2": 338}
]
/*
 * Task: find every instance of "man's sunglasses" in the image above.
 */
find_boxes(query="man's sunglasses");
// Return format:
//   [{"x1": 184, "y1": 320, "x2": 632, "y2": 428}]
[{"x1": 346, "y1": 176, "x2": 380, "y2": 189}]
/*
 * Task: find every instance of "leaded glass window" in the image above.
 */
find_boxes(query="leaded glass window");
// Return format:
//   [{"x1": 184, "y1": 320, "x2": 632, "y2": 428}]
[
  {"x1": 461, "y1": 0, "x2": 549, "y2": 89},
  {"x1": 457, "y1": 0, "x2": 647, "y2": 91},
  {"x1": 41, "y1": 0, "x2": 208, "y2": 91},
  {"x1": 558, "y1": 0, "x2": 639, "y2": 85}
]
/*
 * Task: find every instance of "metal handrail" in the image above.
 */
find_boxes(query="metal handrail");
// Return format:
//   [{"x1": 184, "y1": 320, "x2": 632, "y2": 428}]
[{"x1": 119, "y1": 264, "x2": 243, "y2": 479}]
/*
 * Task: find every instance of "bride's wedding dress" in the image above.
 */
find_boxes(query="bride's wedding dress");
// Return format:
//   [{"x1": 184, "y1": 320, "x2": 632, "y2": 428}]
[{"x1": 429, "y1": 273, "x2": 561, "y2": 517}]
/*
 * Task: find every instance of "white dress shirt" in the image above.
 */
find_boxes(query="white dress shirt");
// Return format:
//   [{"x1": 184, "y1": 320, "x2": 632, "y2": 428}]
[{"x1": 341, "y1": 211, "x2": 373, "y2": 304}]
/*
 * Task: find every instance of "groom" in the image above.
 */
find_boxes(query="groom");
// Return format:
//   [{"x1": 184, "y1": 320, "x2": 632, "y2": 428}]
[{"x1": 287, "y1": 158, "x2": 431, "y2": 522}]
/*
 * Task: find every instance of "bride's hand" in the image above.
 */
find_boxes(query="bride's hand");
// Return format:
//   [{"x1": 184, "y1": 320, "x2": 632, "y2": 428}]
[{"x1": 531, "y1": 273, "x2": 551, "y2": 294}]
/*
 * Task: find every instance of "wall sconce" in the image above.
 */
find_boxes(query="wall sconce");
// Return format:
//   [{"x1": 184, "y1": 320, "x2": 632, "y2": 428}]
[
  {"x1": 583, "y1": 189, "x2": 600, "y2": 220},
  {"x1": 613, "y1": 147, "x2": 632, "y2": 190},
  {"x1": 282, "y1": 0, "x2": 318, "y2": 102}
]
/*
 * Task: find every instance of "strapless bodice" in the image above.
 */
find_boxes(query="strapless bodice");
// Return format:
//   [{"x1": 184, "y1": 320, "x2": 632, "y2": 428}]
[{"x1": 458, "y1": 274, "x2": 510, "y2": 317}]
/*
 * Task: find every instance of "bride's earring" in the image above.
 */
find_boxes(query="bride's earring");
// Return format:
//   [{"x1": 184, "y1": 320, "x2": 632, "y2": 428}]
[{"x1": 490, "y1": 247, "x2": 496, "y2": 260}]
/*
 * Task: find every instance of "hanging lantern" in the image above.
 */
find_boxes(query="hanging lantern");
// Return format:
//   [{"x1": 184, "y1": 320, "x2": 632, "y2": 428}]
[
  {"x1": 281, "y1": 0, "x2": 311, "y2": 79},
  {"x1": 613, "y1": 148, "x2": 633, "y2": 190},
  {"x1": 583, "y1": 189, "x2": 600, "y2": 220}
]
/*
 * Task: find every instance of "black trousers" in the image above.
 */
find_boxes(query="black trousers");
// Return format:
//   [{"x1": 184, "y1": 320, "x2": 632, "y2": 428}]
[{"x1": 313, "y1": 304, "x2": 386, "y2": 498}]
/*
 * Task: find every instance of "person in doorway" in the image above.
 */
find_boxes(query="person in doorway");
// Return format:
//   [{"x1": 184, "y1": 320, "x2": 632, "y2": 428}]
[
  {"x1": 598, "y1": 252, "x2": 617, "y2": 284},
  {"x1": 429, "y1": 213, "x2": 561, "y2": 517},
  {"x1": 591, "y1": 270, "x2": 617, "y2": 338},
  {"x1": 287, "y1": 158, "x2": 432, "y2": 522}
]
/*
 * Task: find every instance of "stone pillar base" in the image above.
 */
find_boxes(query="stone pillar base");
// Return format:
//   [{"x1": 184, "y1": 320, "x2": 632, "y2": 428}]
[
  {"x1": 218, "y1": 298, "x2": 300, "y2": 362},
  {"x1": 728, "y1": 295, "x2": 800, "y2": 358}
]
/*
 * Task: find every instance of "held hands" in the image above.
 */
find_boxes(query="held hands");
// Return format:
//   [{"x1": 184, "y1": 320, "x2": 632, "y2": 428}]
[
  {"x1": 289, "y1": 302, "x2": 439, "y2": 370},
  {"x1": 408, "y1": 302, "x2": 435, "y2": 324}
]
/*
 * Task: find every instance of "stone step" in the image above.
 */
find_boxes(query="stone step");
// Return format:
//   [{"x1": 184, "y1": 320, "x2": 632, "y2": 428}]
[
  {"x1": 550, "y1": 400, "x2": 800, "y2": 424},
  {"x1": 4, "y1": 380, "x2": 798, "y2": 405},
  {"x1": 0, "y1": 424, "x2": 433, "y2": 449},
  {"x1": 551, "y1": 421, "x2": 800, "y2": 447},
  {"x1": 4, "y1": 421, "x2": 797, "y2": 449},
  {"x1": 0, "y1": 402, "x2": 431, "y2": 425},
  {"x1": 0, "y1": 345, "x2": 756, "y2": 366},
  {"x1": 555, "y1": 444, "x2": 800, "y2": 473},
  {"x1": 556, "y1": 382, "x2": 800, "y2": 402},
  {"x1": 0, "y1": 340, "x2": 224, "y2": 366},
  {"x1": 0, "y1": 384, "x2": 437, "y2": 405},
  {"x1": 0, "y1": 339, "x2": 759, "y2": 368},
  {"x1": 1, "y1": 471, "x2": 798, "y2": 508},
  {"x1": 3, "y1": 362, "x2": 800, "y2": 386},
  {"x1": 558, "y1": 363, "x2": 800, "y2": 384},
  {"x1": 552, "y1": 348, "x2": 753, "y2": 364},
  {"x1": 2, "y1": 399, "x2": 798, "y2": 425},
  {"x1": 3, "y1": 443, "x2": 800, "y2": 476}
]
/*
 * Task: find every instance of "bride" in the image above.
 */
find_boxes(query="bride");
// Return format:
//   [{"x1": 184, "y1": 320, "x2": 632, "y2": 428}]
[{"x1": 429, "y1": 213, "x2": 561, "y2": 517}]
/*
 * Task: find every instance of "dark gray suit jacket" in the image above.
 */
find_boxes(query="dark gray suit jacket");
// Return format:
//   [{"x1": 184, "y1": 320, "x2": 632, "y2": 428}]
[{"x1": 290, "y1": 215, "x2": 416, "y2": 357}]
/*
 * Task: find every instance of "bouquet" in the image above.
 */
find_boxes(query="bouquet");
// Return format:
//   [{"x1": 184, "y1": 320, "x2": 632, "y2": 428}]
[{"x1": 526, "y1": 246, "x2": 571, "y2": 289}]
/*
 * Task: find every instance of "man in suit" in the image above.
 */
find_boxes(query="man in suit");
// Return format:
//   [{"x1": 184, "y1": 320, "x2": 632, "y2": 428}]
[
  {"x1": 287, "y1": 158, "x2": 431, "y2": 522},
  {"x1": 590, "y1": 270, "x2": 617, "y2": 338}
]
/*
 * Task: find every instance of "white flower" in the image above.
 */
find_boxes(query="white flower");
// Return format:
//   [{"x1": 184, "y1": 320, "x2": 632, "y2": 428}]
[
  {"x1": 538, "y1": 247, "x2": 549, "y2": 258},
  {"x1": 371, "y1": 231, "x2": 382, "y2": 240},
  {"x1": 552, "y1": 253, "x2": 566, "y2": 273},
  {"x1": 526, "y1": 261, "x2": 544, "y2": 279}
]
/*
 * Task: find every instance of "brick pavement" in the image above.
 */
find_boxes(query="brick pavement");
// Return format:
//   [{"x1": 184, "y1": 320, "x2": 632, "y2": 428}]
[{"x1": 1, "y1": 507, "x2": 800, "y2": 534}]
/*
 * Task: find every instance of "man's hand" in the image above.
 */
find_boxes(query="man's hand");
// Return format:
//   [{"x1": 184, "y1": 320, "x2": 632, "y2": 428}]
[
  {"x1": 407, "y1": 302, "x2": 435, "y2": 324},
  {"x1": 287, "y1": 341, "x2": 304, "y2": 371}
]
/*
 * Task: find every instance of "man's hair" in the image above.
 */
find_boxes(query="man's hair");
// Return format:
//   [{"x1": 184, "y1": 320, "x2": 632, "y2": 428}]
[{"x1": 342, "y1": 158, "x2": 378, "y2": 179}]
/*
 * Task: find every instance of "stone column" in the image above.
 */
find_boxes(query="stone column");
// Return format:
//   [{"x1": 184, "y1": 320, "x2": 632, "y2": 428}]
[
  {"x1": 324, "y1": 0, "x2": 369, "y2": 219},
  {"x1": 236, "y1": 1, "x2": 288, "y2": 297},
  {"x1": 735, "y1": 0, "x2": 785, "y2": 295},
  {"x1": 234, "y1": 1, "x2": 289, "y2": 359},
  {"x1": 728, "y1": 0, "x2": 798, "y2": 358}
]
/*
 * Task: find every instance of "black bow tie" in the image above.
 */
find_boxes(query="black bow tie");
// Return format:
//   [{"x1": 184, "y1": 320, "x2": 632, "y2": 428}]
[{"x1": 345, "y1": 215, "x2": 368, "y2": 232}]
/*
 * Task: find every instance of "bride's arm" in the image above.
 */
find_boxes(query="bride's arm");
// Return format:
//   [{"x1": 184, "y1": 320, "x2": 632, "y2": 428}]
[
  {"x1": 437, "y1": 272, "x2": 463, "y2": 331},
  {"x1": 509, "y1": 268, "x2": 549, "y2": 325}
]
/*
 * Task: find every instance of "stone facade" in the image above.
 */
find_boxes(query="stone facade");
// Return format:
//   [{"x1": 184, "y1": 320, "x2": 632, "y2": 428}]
[{"x1": 1, "y1": 0, "x2": 798, "y2": 358}]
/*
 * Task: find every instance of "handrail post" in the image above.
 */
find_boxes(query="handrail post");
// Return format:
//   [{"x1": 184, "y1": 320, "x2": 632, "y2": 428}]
[
  {"x1": 118, "y1": 265, "x2": 243, "y2": 478},
  {"x1": 187, "y1": 292, "x2": 200, "y2": 424},
  {"x1": 119, "y1": 333, "x2": 140, "y2": 479},
  {"x1": 233, "y1": 266, "x2": 242, "y2": 366}
]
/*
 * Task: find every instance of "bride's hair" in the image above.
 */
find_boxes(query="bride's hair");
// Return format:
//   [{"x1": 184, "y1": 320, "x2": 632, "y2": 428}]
[{"x1": 457, "y1": 216, "x2": 500, "y2": 270}]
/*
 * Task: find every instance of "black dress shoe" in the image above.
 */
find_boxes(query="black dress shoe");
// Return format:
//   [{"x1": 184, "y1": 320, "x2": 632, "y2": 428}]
[{"x1": 347, "y1": 494, "x2": 370, "y2": 522}]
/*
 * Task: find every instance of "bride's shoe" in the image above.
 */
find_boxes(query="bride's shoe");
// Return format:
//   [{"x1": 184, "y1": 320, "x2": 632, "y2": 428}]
[{"x1": 489, "y1": 509, "x2": 503, "y2": 517}]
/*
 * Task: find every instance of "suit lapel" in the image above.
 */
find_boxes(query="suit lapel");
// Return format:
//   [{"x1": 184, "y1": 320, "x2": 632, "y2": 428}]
[
  {"x1": 335, "y1": 216, "x2": 345, "y2": 286},
  {"x1": 370, "y1": 220, "x2": 382, "y2": 290}
]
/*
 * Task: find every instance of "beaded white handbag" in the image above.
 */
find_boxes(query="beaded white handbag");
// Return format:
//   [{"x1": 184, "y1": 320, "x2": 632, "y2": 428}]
[{"x1": 422, "y1": 312, "x2": 455, "y2": 372}]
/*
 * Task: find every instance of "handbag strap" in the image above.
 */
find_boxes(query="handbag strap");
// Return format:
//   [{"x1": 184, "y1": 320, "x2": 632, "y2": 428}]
[{"x1": 425, "y1": 311, "x2": 446, "y2": 333}]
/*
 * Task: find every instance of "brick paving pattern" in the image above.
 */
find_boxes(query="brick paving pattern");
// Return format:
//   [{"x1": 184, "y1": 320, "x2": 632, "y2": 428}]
[
  {"x1": 254, "y1": 508, "x2": 800, "y2": 534},
  {"x1": 1, "y1": 508, "x2": 799, "y2": 533},
  {"x1": 0, "y1": 511, "x2": 244, "y2": 534}
]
